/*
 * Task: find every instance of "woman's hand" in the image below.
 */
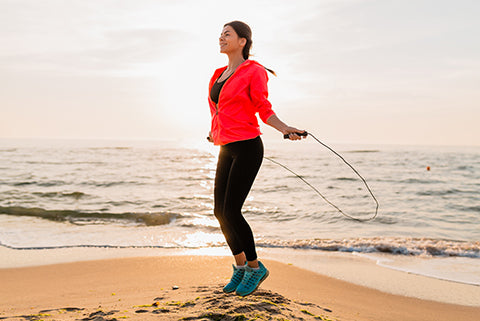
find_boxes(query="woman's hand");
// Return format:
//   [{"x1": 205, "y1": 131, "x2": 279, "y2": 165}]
[
  {"x1": 266, "y1": 115, "x2": 306, "y2": 141},
  {"x1": 207, "y1": 131, "x2": 214, "y2": 143},
  {"x1": 283, "y1": 127, "x2": 307, "y2": 140}
]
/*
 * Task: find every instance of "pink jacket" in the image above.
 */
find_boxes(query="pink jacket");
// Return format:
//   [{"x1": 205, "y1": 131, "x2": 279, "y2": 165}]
[{"x1": 208, "y1": 60, "x2": 276, "y2": 145}]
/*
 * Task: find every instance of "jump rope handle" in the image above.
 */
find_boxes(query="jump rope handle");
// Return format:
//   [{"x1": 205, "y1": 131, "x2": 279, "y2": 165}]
[{"x1": 283, "y1": 131, "x2": 308, "y2": 139}]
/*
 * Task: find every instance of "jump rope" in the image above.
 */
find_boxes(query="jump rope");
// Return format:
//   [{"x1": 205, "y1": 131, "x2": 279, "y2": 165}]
[{"x1": 263, "y1": 131, "x2": 379, "y2": 222}]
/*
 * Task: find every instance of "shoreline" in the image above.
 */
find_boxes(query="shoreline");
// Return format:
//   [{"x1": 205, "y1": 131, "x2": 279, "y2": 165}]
[{"x1": 1, "y1": 246, "x2": 479, "y2": 307}]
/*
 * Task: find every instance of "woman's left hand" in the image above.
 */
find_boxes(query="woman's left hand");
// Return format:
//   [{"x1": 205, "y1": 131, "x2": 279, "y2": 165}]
[
  {"x1": 265, "y1": 115, "x2": 307, "y2": 141},
  {"x1": 283, "y1": 127, "x2": 307, "y2": 140}
]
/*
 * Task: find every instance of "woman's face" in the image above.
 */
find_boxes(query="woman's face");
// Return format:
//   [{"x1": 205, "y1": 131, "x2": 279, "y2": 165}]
[{"x1": 219, "y1": 25, "x2": 246, "y2": 55}]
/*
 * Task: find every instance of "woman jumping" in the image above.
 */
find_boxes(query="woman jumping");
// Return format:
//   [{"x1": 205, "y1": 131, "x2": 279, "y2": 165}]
[{"x1": 208, "y1": 20, "x2": 306, "y2": 296}]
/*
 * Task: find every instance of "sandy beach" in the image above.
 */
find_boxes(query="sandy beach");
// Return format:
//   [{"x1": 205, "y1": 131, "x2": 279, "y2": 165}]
[{"x1": 1, "y1": 253, "x2": 479, "y2": 321}]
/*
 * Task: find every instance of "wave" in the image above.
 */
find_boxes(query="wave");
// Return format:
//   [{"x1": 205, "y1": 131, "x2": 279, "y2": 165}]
[
  {"x1": 32, "y1": 191, "x2": 87, "y2": 199},
  {"x1": 3, "y1": 179, "x2": 147, "y2": 188},
  {"x1": 0, "y1": 243, "x2": 180, "y2": 250},
  {"x1": 335, "y1": 177, "x2": 357, "y2": 181},
  {"x1": 461, "y1": 205, "x2": 480, "y2": 213},
  {"x1": 24, "y1": 160, "x2": 107, "y2": 165},
  {"x1": 12, "y1": 180, "x2": 67, "y2": 187},
  {"x1": 345, "y1": 150, "x2": 380, "y2": 153},
  {"x1": 401, "y1": 178, "x2": 444, "y2": 184},
  {"x1": 1, "y1": 235, "x2": 478, "y2": 259},
  {"x1": 256, "y1": 237, "x2": 480, "y2": 258},
  {"x1": 449, "y1": 204, "x2": 480, "y2": 213},
  {"x1": 417, "y1": 188, "x2": 479, "y2": 196},
  {"x1": 0, "y1": 206, "x2": 178, "y2": 226},
  {"x1": 88, "y1": 147, "x2": 132, "y2": 150},
  {"x1": 456, "y1": 165, "x2": 475, "y2": 171},
  {"x1": 179, "y1": 223, "x2": 220, "y2": 233},
  {"x1": 80, "y1": 180, "x2": 145, "y2": 187}
]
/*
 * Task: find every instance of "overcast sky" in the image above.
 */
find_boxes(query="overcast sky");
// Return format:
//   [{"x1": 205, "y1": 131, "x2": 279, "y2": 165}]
[{"x1": 1, "y1": 0, "x2": 479, "y2": 146}]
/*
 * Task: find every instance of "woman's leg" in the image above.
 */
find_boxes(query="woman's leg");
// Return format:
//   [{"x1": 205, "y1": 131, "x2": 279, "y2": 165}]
[
  {"x1": 228, "y1": 141, "x2": 270, "y2": 297},
  {"x1": 220, "y1": 137, "x2": 264, "y2": 263},
  {"x1": 214, "y1": 137, "x2": 266, "y2": 295},
  {"x1": 214, "y1": 145, "x2": 245, "y2": 258},
  {"x1": 234, "y1": 252, "x2": 247, "y2": 266}
]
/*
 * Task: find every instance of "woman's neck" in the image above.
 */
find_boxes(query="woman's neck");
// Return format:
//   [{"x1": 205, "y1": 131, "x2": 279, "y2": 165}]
[{"x1": 226, "y1": 53, "x2": 246, "y2": 72}]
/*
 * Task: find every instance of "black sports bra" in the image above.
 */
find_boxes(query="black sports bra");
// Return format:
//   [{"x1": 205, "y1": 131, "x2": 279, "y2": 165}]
[{"x1": 210, "y1": 71, "x2": 232, "y2": 104}]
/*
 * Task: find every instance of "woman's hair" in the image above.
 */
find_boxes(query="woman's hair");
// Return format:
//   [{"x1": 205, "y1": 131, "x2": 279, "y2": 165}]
[
  {"x1": 224, "y1": 20, "x2": 276, "y2": 76},
  {"x1": 224, "y1": 20, "x2": 252, "y2": 60}
]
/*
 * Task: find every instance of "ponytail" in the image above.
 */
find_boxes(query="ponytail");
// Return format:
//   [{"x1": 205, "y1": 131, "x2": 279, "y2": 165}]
[{"x1": 264, "y1": 66, "x2": 277, "y2": 77}]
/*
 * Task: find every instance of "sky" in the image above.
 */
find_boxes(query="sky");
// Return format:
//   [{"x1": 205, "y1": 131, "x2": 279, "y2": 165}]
[{"x1": 1, "y1": 0, "x2": 479, "y2": 146}]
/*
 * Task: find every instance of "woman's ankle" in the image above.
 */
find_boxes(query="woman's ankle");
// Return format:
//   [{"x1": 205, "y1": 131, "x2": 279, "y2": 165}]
[
  {"x1": 247, "y1": 259, "x2": 259, "y2": 269},
  {"x1": 234, "y1": 252, "x2": 247, "y2": 266}
]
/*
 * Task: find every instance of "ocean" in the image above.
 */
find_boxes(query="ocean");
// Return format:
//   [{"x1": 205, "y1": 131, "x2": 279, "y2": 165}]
[{"x1": 0, "y1": 137, "x2": 479, "y2": 284}]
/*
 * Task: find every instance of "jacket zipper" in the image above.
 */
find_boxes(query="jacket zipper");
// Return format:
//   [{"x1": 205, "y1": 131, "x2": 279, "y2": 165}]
[
  {"x1": 214, "y1": 61, "x2": 247, "y2": 117},
  {"x1": 216, "y1": 69, "x2": 235, "y2": 115}
]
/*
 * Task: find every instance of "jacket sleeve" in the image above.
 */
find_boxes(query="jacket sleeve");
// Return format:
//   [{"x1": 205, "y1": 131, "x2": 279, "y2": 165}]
[{"x1": 250, "y1": 67, "x2": 275, "y2": 123}]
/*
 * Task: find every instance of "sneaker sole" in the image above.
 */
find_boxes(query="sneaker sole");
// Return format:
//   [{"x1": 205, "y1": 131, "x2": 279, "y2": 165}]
[
  {"x1": 237, "y1": 270, "x2": 269, "y2": 297},
  {"x1": 223, "y1": 286, "x2": 237, "y2": 294}
]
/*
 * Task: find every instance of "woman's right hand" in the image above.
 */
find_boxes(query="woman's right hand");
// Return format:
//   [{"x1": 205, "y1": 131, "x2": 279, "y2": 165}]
[{"x1": 207, "y1": 131, "x2": 213, "y2": 143}]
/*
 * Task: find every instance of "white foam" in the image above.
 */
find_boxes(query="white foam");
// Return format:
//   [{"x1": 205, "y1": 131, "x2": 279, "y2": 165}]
[{"x1": 357, "y1": 252, "x2": 480, "y2": 286}]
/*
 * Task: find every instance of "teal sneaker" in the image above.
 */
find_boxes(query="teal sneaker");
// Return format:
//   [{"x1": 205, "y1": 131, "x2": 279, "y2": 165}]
[
  {"x1": 235, "y1": 261, "x2": 269, "y2": 297},
  {"x1": 223, "y1": 264, "x2": 246, "y2": 293}
]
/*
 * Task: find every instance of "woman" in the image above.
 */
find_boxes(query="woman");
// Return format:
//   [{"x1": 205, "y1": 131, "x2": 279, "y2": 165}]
[{"x1": 208, "y1": 20, "x2": 305, "y2": 297}]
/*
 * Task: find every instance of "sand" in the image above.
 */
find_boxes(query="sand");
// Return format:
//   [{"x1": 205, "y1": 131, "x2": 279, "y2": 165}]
[{"x1": 0, "y1": 255, "x2": 479, "y2": 321}]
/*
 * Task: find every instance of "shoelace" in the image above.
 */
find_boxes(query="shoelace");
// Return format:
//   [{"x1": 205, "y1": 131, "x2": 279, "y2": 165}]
[
  {"x1": 242, "y1": 269, "x2": 264, "y2": 286},
  {"x1": 231, "y1": 269, "x2": 244, "y2": 283}
]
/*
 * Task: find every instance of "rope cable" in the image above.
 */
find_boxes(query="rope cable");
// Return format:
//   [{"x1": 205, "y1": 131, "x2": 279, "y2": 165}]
[{"x1": 264, "y1": 132, "x2": 379, "y2": 222}]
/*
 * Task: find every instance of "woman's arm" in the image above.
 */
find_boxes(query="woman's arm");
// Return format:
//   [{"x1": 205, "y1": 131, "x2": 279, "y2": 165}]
[{"x1": 266, "y1": 114, "x2": 306, "y2": 140}]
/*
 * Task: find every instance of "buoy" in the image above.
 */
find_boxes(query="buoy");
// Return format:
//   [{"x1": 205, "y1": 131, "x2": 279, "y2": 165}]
[{"x1": 426, "y1": 166, "x2": 430, "y2": 171}]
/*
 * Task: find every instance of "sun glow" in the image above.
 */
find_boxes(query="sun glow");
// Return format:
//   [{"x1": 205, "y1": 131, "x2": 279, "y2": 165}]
[
  {"x1": 1, "y1": 0, "x2": 479, "y2": 145},
  {"x1": 177, "y1": 231, "x2": 224, "y2": 249}
]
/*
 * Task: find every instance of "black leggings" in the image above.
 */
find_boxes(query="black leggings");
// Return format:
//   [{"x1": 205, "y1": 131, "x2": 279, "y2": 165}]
[{"x1": 214, "y1": 136, "x2": 263, "y2": 262}]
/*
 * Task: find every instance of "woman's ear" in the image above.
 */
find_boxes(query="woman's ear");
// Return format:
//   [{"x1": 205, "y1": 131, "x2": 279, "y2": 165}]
[{"x1": 239, "y1": 37, "x2": 247, "y2": 47}]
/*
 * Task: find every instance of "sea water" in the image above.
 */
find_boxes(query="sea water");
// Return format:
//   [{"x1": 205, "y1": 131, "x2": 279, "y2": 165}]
[{"x1": 0, "y1": 138, "x2": 479, "y2": 284}]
